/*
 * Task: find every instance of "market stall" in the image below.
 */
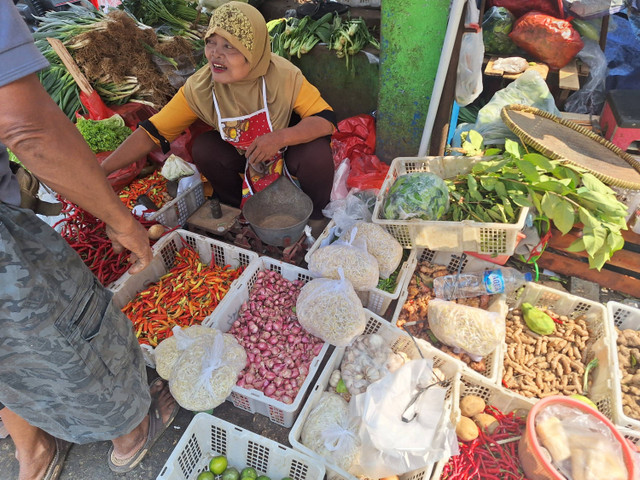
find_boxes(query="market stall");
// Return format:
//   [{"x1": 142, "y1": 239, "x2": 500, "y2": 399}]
[{"x1": 4, "y1": 0, "x2": 640, "y2": 479}]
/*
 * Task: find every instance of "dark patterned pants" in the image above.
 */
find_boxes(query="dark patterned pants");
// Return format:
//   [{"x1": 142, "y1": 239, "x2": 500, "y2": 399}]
[{"x1": 0, "y1": 203, "x2": 150, "y2": 443}]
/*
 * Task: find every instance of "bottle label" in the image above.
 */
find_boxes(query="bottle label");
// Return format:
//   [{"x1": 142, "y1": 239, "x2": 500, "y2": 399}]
[{"x1": 483, "y1": 270, "x2": 505, "y2": 294}]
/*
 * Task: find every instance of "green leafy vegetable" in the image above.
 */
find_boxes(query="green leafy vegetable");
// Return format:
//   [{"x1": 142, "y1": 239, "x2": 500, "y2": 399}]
[
  {"x1": 482, "y1": 7, "x2": 517, "y2": 55},
  {"x1": 383, "y1": 172, "x2": 450, "y2": 221},
  {"x1": 76, "y1": 115, "x2": 132, "y2": 153}
]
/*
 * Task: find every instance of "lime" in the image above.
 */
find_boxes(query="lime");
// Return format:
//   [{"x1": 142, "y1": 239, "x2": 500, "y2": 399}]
[
  {"x1": 222, "y1": 467, "x2": 241, "y2": 480},
  {"x1": 209, "y1": 455, "x2": 228, "y2": 475},
  {"x1": 241, "y1": 467, "x2": 258, "y2": 479},
  {"x1": 570, "y1": 394, "x2": 598, "y2": 411},
  {"x1": 256, "y1": 476, "x2": 270, "y2": 480},
  {"x1": 198, "y1": 472, "x2": 216, "y2": 480}
]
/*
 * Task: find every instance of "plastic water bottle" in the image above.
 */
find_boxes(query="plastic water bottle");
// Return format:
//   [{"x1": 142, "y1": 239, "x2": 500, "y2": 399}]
[{"x1": 433, "y1": 267, "x2": 532, "y2": 300}]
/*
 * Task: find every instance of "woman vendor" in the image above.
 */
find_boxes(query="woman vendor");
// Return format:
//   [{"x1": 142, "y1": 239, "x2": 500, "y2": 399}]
[{"x1": 102, "y1": 1, "x2": 336, "y2": 220}]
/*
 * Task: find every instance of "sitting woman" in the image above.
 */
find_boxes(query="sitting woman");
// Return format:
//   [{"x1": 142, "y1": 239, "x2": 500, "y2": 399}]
[{"x1": 102, "y1": 1, "x2": 336, "y2": 220}]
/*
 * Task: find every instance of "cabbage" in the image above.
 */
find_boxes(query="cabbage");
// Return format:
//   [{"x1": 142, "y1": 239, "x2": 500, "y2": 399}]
[{"x1": 382, "y1": 172, "x2": 450, "y2": 221}]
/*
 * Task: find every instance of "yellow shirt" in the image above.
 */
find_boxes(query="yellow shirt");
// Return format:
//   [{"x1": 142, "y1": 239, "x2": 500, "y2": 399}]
[{"x1": 143, "y1": 78, "x2": 333, "y2": 144}]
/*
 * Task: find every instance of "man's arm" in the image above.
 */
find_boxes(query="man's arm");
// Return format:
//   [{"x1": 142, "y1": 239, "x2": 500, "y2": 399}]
[{"x1": 0, "y1": 73, "x2": 152, "y2": 273}]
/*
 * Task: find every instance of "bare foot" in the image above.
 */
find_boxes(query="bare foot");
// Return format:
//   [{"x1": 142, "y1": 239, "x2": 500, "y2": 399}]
[{"x1": 16, "y1": 433, "x2": 55, "y2": 480}]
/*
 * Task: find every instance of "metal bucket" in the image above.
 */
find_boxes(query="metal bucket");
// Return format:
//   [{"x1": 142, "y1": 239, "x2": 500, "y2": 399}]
[{"x1": 242, "y1": 176, "x2": 313, "y2": 247}]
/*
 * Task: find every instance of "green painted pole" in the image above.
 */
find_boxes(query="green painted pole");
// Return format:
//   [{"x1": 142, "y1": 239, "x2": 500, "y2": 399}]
[{"x1": 376, "y1": 0, "x2": 451, "y2": 163}]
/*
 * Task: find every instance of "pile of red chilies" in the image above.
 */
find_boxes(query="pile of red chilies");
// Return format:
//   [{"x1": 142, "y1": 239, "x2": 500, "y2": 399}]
[
  {"x1": 440, "y1": 406, "x2": 528, "y2": 480},
  {"x1": 122, "y1": 246, "x2": 245, "y2": 347},
  {"x1": 53, "y1": 198, "x2": 159, "y2": 286},
  {"x1": 118, "y1": 170, "x2": 168, "y2": 210}
]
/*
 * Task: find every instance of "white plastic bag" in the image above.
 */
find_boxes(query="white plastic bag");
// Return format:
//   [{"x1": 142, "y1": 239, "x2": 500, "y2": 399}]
[
  {"x1": 350, "y1": 358, "x2": 458, "y2": 477},
  {"x1": 322, "y1": 189, "x2": 376, "y2": 236},
  {"x1": 428, "y1": 299, "x2": 505, "y2": 359},
  {"x1": 455, "y1": 0, "x2": 484, "y2": 106},
  {"x1": 564, "y1": 39, "x2": 608, "y2": 115},
  {"x1": 341, "y1": 222, "x2": 403, "y2": 279},
  {"x1": 160, "y1": 154, "x2": 195, "y2": 181},
  {"x1": 331, "y1": 159, "x2": 351, "y2": 202},
  {"x1": 296, "y1": 272, "x2": 366, "y2": 347},
  {"x1": 155, "y1": 325, "x2": 218, "y2": 380},
  {"x1": 307, "y1": 229, "x2": 379, "y2": 290}
]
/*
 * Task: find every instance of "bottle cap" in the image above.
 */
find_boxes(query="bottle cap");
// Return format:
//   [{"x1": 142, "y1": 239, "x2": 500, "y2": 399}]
[{"x1": 524, "y1": 272, "x2": 533, "y2": 282}]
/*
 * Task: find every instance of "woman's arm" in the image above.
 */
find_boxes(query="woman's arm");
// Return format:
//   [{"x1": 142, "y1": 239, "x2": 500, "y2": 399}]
[
  {"x1": 101, "y1": 128, "x2": 159, "y2": 174},
  {"x1": 0, "y1": 74, "x2": 152, "y2": 273}
]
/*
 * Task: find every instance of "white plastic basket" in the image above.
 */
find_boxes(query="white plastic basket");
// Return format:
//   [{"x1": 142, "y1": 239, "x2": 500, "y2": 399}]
[
  {"x1": 372, "y1": 156, "x2": 528, "y2": 254},
  {"x1": 288, "y1": 310, "x2": 461, "y2": 480},
  {"x1": 109, "y1": 229, "x2": 258, "y2": 366},
  {"x1": 202, "y1": 257, "x2": 329, "y2": 428},
  {"x1": 157, "y1": 413, "x2": 325, "y2": 480},
  {"x1": 607, "y1": 301, "x2": 640, "y2": 430},
  {"x1": 430, "y1": 371, "x2": 536, "y2": 480},
  {"x1": 147, "y1": 179, "x2": 205, "y2": 228},
  {"x1": 506, "y1": 283, "x2": 615, "y2": 419},
  {"x1": 391, "y1": 248, "x2": 506, "y2": 384},
  {"x1": 304, "y1": 219, "x2": 416, "y2": 316}
]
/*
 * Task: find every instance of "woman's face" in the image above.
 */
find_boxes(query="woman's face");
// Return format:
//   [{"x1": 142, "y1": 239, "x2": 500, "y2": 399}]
[{"x1": 205, "y1": 34, "x2": 251, "y2": 84}]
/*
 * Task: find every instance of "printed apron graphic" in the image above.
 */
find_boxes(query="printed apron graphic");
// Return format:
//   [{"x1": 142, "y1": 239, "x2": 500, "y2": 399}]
[{"x1": 212, "y1": 78, "x2": 295, "y2": 207}]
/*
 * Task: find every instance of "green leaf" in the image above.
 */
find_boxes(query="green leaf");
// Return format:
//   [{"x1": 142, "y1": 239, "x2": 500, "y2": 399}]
[
  {"x1": 505, "y1": 139, "x2": 521, "y2": 159},
  {"x1": 583, "y1": 226, "x2": 607, "y2": 257},
  {"x1": 607, "y1": 232, "x2": 625, "y2": 253},
  {"x1": 515, "y1": 159, "x2": 541, "y2": 183},
  {"x1": 581, "y1": 173, "x2": 615, "y2": 195},
  {"x1": 534, "y1": 180, "x2": 572, "y2": 194},
  {"x1": 579, "y1": 190, "x2": 628, "y2": 216},
  {"x1": 485, "y1": 148, "x2": 502, "y2": 156},
  {"x1": 579, "y1": 207, "x2": 601, "y2": 228},
  {"x1": 551, "y1": 197, "x2": 575, "y2": 234},
  {"x1": 467, "y1": 174, "x2": 483, "y2": 201},
  {"x1": 480, "y1": 177, "x2": 497, "y2": 192},
  {"x1": 502, "y1": 198, "x2": 514, "y2": 219},
  {"x1": 522, "y1": 153, "x2": 554, "y2": 172},
  {"x1": 495, "y1": 181, "x2": 508, "y2": 198},
  {"x1": 566, "y1": 238, "x2": 586, "y2": 253},
  {"x1": 588, "y1": 248, "x2": 609, "y2": 271},
  {"x1": 512, "y1": 195, "x2": 533, "y2": 208},
  {"x1": 468, "y1": 130, "x2": 484, "y2": 151},
  {"x1": 540, "y1": 192, "x2": 560, "y2": 218}
]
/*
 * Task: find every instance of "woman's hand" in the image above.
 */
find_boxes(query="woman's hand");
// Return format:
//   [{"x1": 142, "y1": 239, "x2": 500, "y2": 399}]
[{"x1": 245, "y1": 131, "x2": 284, "y2": 165}]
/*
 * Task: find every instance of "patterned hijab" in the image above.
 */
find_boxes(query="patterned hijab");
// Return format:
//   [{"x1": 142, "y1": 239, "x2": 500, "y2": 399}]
[{"x1": 183, "y1": 2, "x2": 304, "y2": 132}]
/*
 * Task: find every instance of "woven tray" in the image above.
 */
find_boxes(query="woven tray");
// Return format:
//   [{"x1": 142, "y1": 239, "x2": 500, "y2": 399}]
[{"x1": 501, "y1": 104, "x2": 640, "y2": 190}]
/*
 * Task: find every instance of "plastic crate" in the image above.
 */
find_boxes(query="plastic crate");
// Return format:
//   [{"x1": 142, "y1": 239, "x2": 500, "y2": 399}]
[
  {"x1": 506, "y1": 283, "x2": 616, "y2": 419},
  {"x1": 157, "y1": 413, "x2": 325, "y2": 480},
  {"x1": 202, "y1": 257, "x2": 329, "y2": 428},
  {"x1": 148, "y1": 179, "x2": 205, "y2": 228},
  {"x1": 607, "y1": 301, "x2": 640, "y2": 430},
  {"x1": 289, "y1": 310, "x2": 461, "y2": 480},
  {"x1": 391, "y1": 248, "x2": 507, "y2": 384},
  {"x1": 371, "y1": 156, "x2": 528, "y2": 254},
  {"x1": 304, "y1": 219, "x2": 416, "y2": 316},
  {"x1": 109, "y1": 229, "x2": 258, "y2": 366},
  {"x1": 429, "y1": 371, "x2": 536, "y2": 480}
]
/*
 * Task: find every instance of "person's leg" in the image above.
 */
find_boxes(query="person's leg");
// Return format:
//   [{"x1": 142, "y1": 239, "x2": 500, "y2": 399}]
[
  {"x1": 284, "y1": 136, "x2": 334, "y2": 219},
  {"x1": 1, "y1": 407, "x2": 55, "y2": 480},
  {"x1": 191, "y1": 130, "x2": 245, "y2": 207}
]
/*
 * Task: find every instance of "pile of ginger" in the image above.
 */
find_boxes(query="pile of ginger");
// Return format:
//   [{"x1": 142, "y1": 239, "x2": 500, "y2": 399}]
[{"x1": 616, "y1": 327, "x2": 640, "y2": 420}]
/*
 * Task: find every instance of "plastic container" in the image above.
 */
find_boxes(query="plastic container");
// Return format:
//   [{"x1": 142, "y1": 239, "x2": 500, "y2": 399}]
[
  {"x1": 607, "y1": 301, "x2": 640, "y2": 430},
  {"x1": 391, "y1": 248, "x2": 506, "y2": 383},
  {"x1": 147, "y1": 178, "x2": 205, "y2": 228},
  {"x1": 430, "y1": 370, "x2": 536, "y2": 480},
  {"x1": 157, "y1": 413, "x2": 325, "y2": 480},
  {"x1": 433, "y1": 267, "x2": 532, "y2": 300},
  {"x1": 109, "y1": 229, "x2": 258, "y2": 367},
  {"x1": 518, "y1": 396, "x2": 637, "y2": 480},
  {"x1": 305, "y1": 219, "x2": 416, "y2": 315},
  {"x1": 372, "y1": 156, "x2": 529, "y2": 254},
  {"x1": 288, "y1": 310, "x2": 461, "y2": 480},
  {"x1": 202, "y1": 257, "x2": 329, "y2": 428},
  {"x1": 508, "y1": 283, "x2": 616, "y2": 418}
]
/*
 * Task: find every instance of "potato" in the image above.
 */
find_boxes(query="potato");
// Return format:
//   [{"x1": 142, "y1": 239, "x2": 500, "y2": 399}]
[
  {"x1": 456, "y1": 415, "x2": 479, "y2": 442},
  {"x1": 460, "y1": 395, "x2": 486, "y2": 417},
  {"x1": 148, "y1": 224, "x2": 166, "y2": 240},
  {"x1": 474, "y1": 413, "x2": 498, "y2": 434}
]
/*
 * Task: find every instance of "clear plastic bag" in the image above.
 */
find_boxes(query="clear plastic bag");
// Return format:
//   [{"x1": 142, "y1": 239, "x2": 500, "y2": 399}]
[
  {"x1": 296, "y1": 273, "x2": 367, "y2": 347},
  {"x1": 428, "y1": 299, "x2": 505, "y2": 359},
  {"x1": 154, "y1": 325, "x2": 218, "y2": 380},
  {"x1": 307, "y1": 230, "x2": 379, "y2": 291},
  {"x1": 564, "y1": 39, "x2": 608, "y2": 115},
  {"x1": 169, "y1": 333, "x2": 246, "y2": 411},
  {"x1": 349, "y1": 358, "x2": 458, "y2": 477},
  {"x1": 482, "y1": 6, "x2": 518, "y2": 55},
  {"x1": 341, "y1": 222, "x2": 403, "y2": 279},
  {"x1": 456, "y1": 0, "x2": 484, "y2": 107},
  {"x1": 160, "y1": 154, "x2": 195, "y2": 182},
  {"x1": 301, "y1": 392, "x2": 361, "y2": 472},
  {"x1": 322, "y1": 189, "x2": 376, "y2": 236}
]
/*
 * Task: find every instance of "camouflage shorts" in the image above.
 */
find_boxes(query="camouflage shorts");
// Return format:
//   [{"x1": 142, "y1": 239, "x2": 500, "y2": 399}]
[{"x1": 0, "y1": 203, "x2": 151, "y2": 443}]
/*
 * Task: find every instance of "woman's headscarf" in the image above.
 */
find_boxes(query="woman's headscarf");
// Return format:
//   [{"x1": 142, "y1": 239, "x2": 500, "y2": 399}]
[{"x1": 183, "y1": 1, "x2": 304, "y2": 133}]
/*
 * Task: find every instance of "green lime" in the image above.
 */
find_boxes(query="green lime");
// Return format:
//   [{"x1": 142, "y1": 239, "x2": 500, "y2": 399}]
[
  {"x1": 256, "y1": 475, "x2": 270, "y2": 480},
  {"x1": 197, "y1": 472, "x2": 216, "y2": 480},
  {"x1": 209, "y1": 455, "x2": 228, "y2": 475},
  {"x1": 281, "y1": 477, "x2": 293, "y2": 480},
  {"x1": 222, "y1": 467, "x2": 241, "y2": 480},
  {"x1": 241, "y1": 467, "x2": 258, "y2": 479}
]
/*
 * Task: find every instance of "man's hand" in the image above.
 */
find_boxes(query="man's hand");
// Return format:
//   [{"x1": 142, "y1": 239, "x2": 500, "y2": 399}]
[
  {"x1": 245, "y1": 131, "x2": 284, "y2": 165},
  {"x1": 105, "y1": 217, "x2": 153, "y2": 274}
]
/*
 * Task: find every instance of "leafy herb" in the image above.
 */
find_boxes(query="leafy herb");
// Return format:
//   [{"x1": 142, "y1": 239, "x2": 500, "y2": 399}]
[
  {"x1": 450, "y1": 132, "x2": 628, "y2": 270},
  {"x1": 583, "y1": 358, "x2": 599, "y2": 395},
  {"x1": 76, "y1": 115, "x2": 132, "y2": 153}
]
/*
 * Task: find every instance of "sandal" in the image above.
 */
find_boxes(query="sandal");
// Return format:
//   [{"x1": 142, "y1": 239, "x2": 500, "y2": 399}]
[
  {"x1": 296, "y1": 0, "x2": 349, "y2": 20},
  {"x1": 107, "y1": 378, "x2": 180, "y2": 473},
  {"x1": 42, "y1": 438, "x2": 72, "y2": 480}
]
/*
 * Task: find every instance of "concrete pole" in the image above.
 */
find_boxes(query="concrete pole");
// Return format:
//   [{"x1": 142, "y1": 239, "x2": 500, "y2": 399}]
[{"x1": 376, "y1": 0, "x2": 451, "y2": 163}]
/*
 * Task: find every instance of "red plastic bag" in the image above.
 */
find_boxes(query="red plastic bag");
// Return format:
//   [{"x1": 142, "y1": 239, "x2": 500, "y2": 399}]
[
  {"x1": 488, "y1": 0, "x2": 563, "y2": 18},
  {"x1": 331, "y1": 114, "x2": 389, "y2": 191},
  {"x1": 96, "y1": 151, "x2": 146, "y2": 193},
  {"x1": 510, "y1": 12, "x2": 584, "y2": 69},
  {"x1": 148, "y1": 119, "x2": 213, "y2": 166}
]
